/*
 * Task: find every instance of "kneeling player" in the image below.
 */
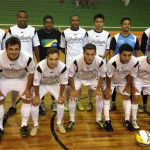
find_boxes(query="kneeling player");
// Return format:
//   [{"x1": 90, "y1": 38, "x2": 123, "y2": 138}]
[
  {"x1": 104, "y1": 43, "x2": 139, "y2": 132},
  {"x1": 66, "y1": 43, "x2": 106, "y2": 132},
  {"x1": 32, "y1": 48, "x2": 68, "y2": 135},
  {"x1": 0, "y1": 37, "x2": 35, "y2": 138}
]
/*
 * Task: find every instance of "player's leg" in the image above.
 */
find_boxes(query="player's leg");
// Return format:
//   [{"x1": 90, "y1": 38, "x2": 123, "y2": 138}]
[
  {"x1": 39, "y1": 96, "x2": 46, "y2": 115},
  {"x1": 110, "y1": 87, "x2": 117, "y2": 111},
  {"x1": 76, "y1": 88, "x2": 84, "y2": 111},
  {"x1": 51, "y1": 95, "x2": 57, "y2": 112},
  {"x1": 86, "y1": 88, "x2": 93, "y2": 111},
  {"x1": 65, "y1": 84, "x2": 70, "y2": 112}
]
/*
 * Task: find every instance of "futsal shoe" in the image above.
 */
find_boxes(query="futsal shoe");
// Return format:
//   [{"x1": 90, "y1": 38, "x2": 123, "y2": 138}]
[
  {"x1": 8, "y1": 107, "x2": 17, "y2": 115},
  {"x1": 0, "y1": 129, "x2": 4, "y2": 139},
  {"x1": 105, "y1": 120, "x2": 113, "y2": 132},
  {"x1": 86, "y1": 102, "x2": 93, "y2": 111},
  {"x1": 39, "y1": 105, "x2": 46, "y2": 115},
  {"x1": 66, "y1": 121, "x2": 75, "y2": 132},
  {"x1": 76, "y1": 101, "x2": 84, "y2": 111},
  {"x1": 51, "y1": 102, "x2": 57, "y2": 112},
  {"x1": 30, "y1": 126, "x2": 39, "y2": 136},
  {"x1": 138, "y1": 106, "x2": 146, "y2": 113},
  {"x1": 96, "y1": 120, "x2": 105, "y2": 131},
  {"x1": 20, "y1": 126, "x2": 29, "y2": 137},
  {"x1": 110, "y1": 104, "x2": 117, "y2": 111},
  {"x1": 132, "y1": 120, "x2": 140, "y2": 129},
  {"x1": 124, "y1": 120, "x2": 135, "y2": 131},
  {"x1": 56, "y1": 124, "x2": 66, "y2": 134}
]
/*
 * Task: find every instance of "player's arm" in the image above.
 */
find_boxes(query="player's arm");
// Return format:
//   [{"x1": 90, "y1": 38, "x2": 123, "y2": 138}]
[
  {"x1": 59, "y1": 32, "x2": 66, "y2": 54},
  {"x1": 134, "y1": 38, "x2": 140, "y2": 57},
  {"x1": 34, "y1": 46, "x2": 40, "y2": 63},
  {"x1": 109, "y1": 37, "x2": 116, "y2": 58}
]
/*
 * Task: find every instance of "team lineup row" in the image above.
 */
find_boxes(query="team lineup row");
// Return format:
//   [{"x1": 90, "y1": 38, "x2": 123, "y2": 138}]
[{"x1": 0, "y1": 10, "x2": 150, "y2": 138}]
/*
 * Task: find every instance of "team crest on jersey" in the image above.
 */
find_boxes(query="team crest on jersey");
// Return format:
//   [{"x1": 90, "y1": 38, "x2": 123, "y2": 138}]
[{"x1": 41, "y1": 39, "x2": 58, "y2": 47}]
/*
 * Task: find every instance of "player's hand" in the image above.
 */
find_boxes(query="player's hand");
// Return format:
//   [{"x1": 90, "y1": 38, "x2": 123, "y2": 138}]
[
  {"x1": 57, "y1": 95, "x2": 65, "y2": 104},
  {"x1": 70, "y1": 89, "x2": 78, "y2": 101},
  {"x1": 131, "y1": 86, "x2": 139, "y2": 96},
  {"x1": 94, "y1": 89, "x2": 103, "y2": 100},
  {"x1": 32, "y1": 95, "x2": 40, "y2": 106},
  {"x1": 123, "y1": 86, "x2": 130, "y2": 95},
  {"x1": 103, "y1": 87, "x2": 112, "y2": 97},
  {"x1": 22, "y1": 88, "x2": 32, "y2": 102}
]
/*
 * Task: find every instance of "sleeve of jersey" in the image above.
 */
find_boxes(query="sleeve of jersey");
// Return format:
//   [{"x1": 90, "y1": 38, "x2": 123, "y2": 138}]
[
  {"x1": 106, "y1": 61, "x2": 115, "y2": 78},
  {"x1": 130, "y1": 59, "x2": 139, "y2": 78},
  {"x1": 98, "y1": 60, "x2": 106, "y2": 78},
  {"x1": 110, "y1": 37, "x2": 116, "y2": 51},
  {"x1": 141, "y1": 32, "x2": 148, "y2": 54},
  {"x1": 59, "y1": 32, "x2": 66, "y2": 48},
  {"x1": 106, "y1": 34, "x2": 111, "y2": 49},
  {"x1": 33, "y1": 32, "x2": 40, "y2": 47},
  {"x1": 33, "y1": 65, "x2": 42, "y2": 86},
  {"x1": 60, "y1": 66, "x2": 69, "y2": 85},
  {"x1": 26, "y1": 58, "x2": 35, "y2": 74},
  {"x1": 83, "y1": 32, "x2": 88, "y2": 46},
  {"x1": 5, "y1": 29, "x2": 11, "y2": 41},
  {"x1": 134, "y1": 38, "x2": 140, "y2": 51},
  {"x1": 1, "y1": 33, "x2": 6, "y2": 50},
  {"x1": 69, "y1": 61, "x2": 77, "y2": 77}
]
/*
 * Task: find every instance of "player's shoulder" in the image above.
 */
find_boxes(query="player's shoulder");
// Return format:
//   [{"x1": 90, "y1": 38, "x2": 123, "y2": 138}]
[
  {"x1": 10, "y1": 25, "x2": 18, "y2": 30},
  {"x1": 0, "y1": 28, "x2": 6, "y2": 35},
  {"x1": 136, "y1": 56, "x2": 147, "y2": 61},
  {"x1": 102, "y1": 29, "x2": 110, "y2": 35},
  {"x1": 87, "y1": 29, "x2": 94, "y2": 34},
  {"x1": 145, "y1": 28, "x2": 150, "y2": 33},
  {"x1": 27, "y1": 25, "x2": 35, "y2": 30},
  {"x1": 79, "y1": 27, "x2": 86, "y2": 32},
  {"x1": 0, "y1": 49, "x2": 5, "y2": 55},
  {"x1": 37, "y1": 28, "x2": 43, "y2": 33}
]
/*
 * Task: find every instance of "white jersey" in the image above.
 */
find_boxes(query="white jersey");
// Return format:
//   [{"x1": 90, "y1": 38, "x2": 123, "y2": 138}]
[
  {"x1": 136, "y1": 56, "x2": 150, "y2": 85},
  {"x1": 87, "y1": 29, "x2": 110, "y2": 56},
  {"x1": 60, "y1": 27, "x2": 87, "y2": 68},
  {"x1": 6, "y1": 25, "x2": 40, "y2": 58},
  {"x1": 69, "y1": 54, "x2": 106, "y2": 80},
  {"x1": 107, "y1": 54, "x2": 138, "y2": 84},
  {"x1": 0, "y1": 50, "x2": 35, "y2": 78},
  {"x1": 33, "y1": 59, "x2": 68, "y2": 86},
  {"x1": 0, "y1": 29, "x2": 6, "y2": 50}
]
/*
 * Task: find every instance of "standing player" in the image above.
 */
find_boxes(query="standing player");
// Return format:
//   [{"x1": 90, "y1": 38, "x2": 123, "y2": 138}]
[
  {"x1": 104, "y1": 44, "x2": 139, "y2": 131},
  {"x1": 32, "y1": 48, "x2": 68, "y2": 135},
  {"x1": 66, "y1": 43, "x2": 106, "y2": 131},
  {"x1": 5, "y1": 10, "x2": 40, "y2": 115},
  {"x1": 60, "y1": 14, "x2": 87, "y2": 111},
  {"x1": 37, "y1": 15, "x2": 61, "y2": 114},
  {"x1": 0, "y1": 37, "x2": 35, "y2": 138},
  {"x1": 87, "y1": 13, "x2": 110, "y2": 111},
  {"x1": 110, "y1": 17, "x2": 140, "y2": 111},
  {"x1": 0, "y1": 28, "x2": 6, "y2": 50},
  {"x1": 138, "y1": 28, "x2": 150, "y2": 112}
]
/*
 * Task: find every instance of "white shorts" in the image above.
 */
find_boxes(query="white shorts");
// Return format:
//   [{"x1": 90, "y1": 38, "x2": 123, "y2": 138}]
[
  {"x1": 74, "y1": 78, "x2": 99, "y2": 91},
  {"x1": 135, "y1": 83, "x2": 150, "y2": 95},
  {"x1": 39, "y1": 83, "x2": 60, "y2": 101},
  {"x1": 0, "y1": 77, "x2": 27, "y2": 100}
]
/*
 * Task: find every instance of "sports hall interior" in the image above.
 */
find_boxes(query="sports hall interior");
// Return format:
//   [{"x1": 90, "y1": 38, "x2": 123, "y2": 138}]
[{"x1": 0, "y1": 0, "x2": 150, "y2": 149}]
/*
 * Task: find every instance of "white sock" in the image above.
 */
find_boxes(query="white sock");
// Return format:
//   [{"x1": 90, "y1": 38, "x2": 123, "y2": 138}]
[
  {"x1": 66, "y1": 86, "x2": 70, "y2": 104},
  {"x1": 31, "y1": 105, "x2": 39, "y2": 127},
  {"x1": 69, "y1": 99, "x2": 76, "y2": 122},
  {"x1": 57, "y1": 104, "x2": 65, "y2": 125},
  {"x1": 11, "y1": 91, "x2": 18, "y2": 108},
  {"x1": 88, "y1": 88, "x2": 93, "y2": 103},
  {"x1": 123, "y1": 100, "x2": 131, "y2": 121},
  {"x1": 21, "y1": 103, "x2": 31, "y2": 127},
  {"x1": 96, "y1": 96, "x2": 103, "y2": 122},
  {"x1": 131, "y1": 104, "x2": 138, "y2": 121},
  {"x1": 104, "y1": 99, "x2": 110, "y2": 121},
  {"x1": 0, "y1": 105, "x2": 4, "y2": 130}
]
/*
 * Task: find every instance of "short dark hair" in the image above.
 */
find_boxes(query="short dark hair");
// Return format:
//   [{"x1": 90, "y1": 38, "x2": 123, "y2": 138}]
[
  {"x1": 47, "y1": 48, "x2": 59, "y2": 57},
  {"x1": 43, "y1": 15, "x2": 54, "y2": 22},
  {"x1": 119, "y1": 43, "x2": 133, "y2": 54},
  {"x1": 83, "y1": 43, "x2": 96, "y2": 52},
  {"x1": 70, "y1": 14, "x2": 79, "y2": 21},
  {"x1": 121, "y1": 17, "x2": 131, "y2": 24},
  {"x1": 17, "y1": 10, "x2": 28, "y2": 17},
  {"x1": 6, "y1": 37, "x2": 21, "y2": 49},
  {"x1": 94, "y1": 14, "x2": 104, "y2": 22}
]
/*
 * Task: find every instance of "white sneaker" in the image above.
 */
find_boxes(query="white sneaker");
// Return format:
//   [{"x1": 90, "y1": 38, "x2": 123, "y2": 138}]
[
  {"x1": 30, "y1": 126, "x2": 39, "y2": 136},
  {"x1": 56, "y1": 124, "x2": 66, "y2": 134},
  {"x1": 132, "y1": 120, "x2": 140, "y2": 129}
]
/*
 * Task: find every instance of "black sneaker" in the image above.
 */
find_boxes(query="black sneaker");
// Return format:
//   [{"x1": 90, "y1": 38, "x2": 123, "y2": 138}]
[
  {"x1": 66, "y1": 121, "x2": 75, "y2": 132},
  {"x1": 39, "y1": 105, "x2": 46, "y2": 115},
  {"x1": 0, "y1": 129, "x2": 4, "y2": 139},
  {"x1": 105, "y1": 120, "x2": 113, "y2": 132},
  {"x1": 110, "y1": 104, "x2": 117, "y2": 111},
  {"x1": 3, "y1": 113, "x2": 9, "y2": 127},
  {"x1": 124, "y1": 120, "x2": 135, "y2": 131},
  {"x1": 96, "y1": 120, "x2": 105, "y2": 131},
  {"x1": 8, "y1": 107, "x2": 17, "y2": 115},
  {"x1": 20, "y1": 126, "x2": 29, "y2": 137}
]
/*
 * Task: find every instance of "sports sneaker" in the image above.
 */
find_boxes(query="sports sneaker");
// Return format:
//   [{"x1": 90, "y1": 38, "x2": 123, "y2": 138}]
[
  {"x1": 56, "y1": 124, "x2": 66, "y2": 134},
  {"x1": 3, "y1": 113, "x2": 9, "y2": 127},
  {"x1": 51, "y1": 102, "x2": 57, "y2": 112},
  {"x1": 96, "y1": 120, "x2": 105, "y2": 131},
  {"x1": 66, "y1": 121, "x2": 75, "y2": 132},
  {"x1": 132, "y1": 120, "x2": 140, "y2": 129},
  {"x1": 105, "y1": 120, "x2": 113, "y2": 132},
  {"x1": 39, "y1": 105, "x2": 46, "y2": 115},
  {"x1": 76, "y1": 101, "x2": 84, "y2": 111},
  {"x1": 110, "y1": 104, "x2": 117, "y2": 111},
  {"x1": 0, "y1": 129, "x2": 4, "y2": 139},
  {"x1": 124, "y1": 120, "x2": 135, "y2": 131},
  {"x1": 8, "y1": 107, "x2": 17, "y2": 115},
  {"x1": 30, "y1": 126, "x2": 39, "y2": 136},
  {"x1": 65, "y1": 103, "x2": 69, "y2": 112},
  {"x1": 86, "y1": 102, "x2": 93, "y2": 111},
  {"x1": 138, "y1": 106, "x2": 146, "y2": 113},
  {"x1": 20, "y1": 126, "x2": 29, "y2": 137}
]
